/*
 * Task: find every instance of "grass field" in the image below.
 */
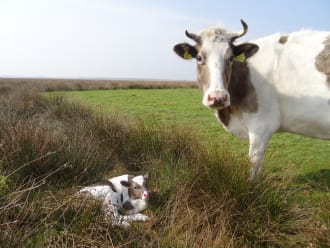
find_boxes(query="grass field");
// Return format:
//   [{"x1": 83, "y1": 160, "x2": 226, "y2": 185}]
[
  {"x1": 1, "y1": 82, "x2": 329, "y2": 247},
  {"x1": 54, "y1": 89, "x2": 330, "y2": 179}
]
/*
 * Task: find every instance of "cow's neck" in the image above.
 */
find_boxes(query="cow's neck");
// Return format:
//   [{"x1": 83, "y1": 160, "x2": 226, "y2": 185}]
[{"x1": 217, "y1": 61, "x2": 258, "y2": 126}]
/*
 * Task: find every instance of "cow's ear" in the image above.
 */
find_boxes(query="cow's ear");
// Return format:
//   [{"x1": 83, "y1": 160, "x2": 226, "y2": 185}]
[
  {"x1": 233, "y1": 43, "x2": 259, "y2": 61},
  {"x1": 120, "y1": 180, "x2": 131, "y2": 187},
  {"x1": 173, "y1": 43, "x2": 198, "y2": 60}
]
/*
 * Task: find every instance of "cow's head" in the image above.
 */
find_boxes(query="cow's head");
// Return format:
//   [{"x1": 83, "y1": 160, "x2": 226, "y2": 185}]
[{"x1": 174, "y1": 19, "x2": 259, "y2": 109}]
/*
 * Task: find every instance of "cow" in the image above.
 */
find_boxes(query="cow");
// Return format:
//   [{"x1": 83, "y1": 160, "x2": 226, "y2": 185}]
[{"x1": 173, "y1": 19, "x2": 330, "y2": 179}]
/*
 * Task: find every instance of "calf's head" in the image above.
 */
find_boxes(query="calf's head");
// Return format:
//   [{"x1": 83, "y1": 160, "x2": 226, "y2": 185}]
[
  {"x1": 174, "y1": 19, "x2": 259, "y2": 109},
  {"x1": 119, "y1": 172, "x2": 151, "y2": 214}
]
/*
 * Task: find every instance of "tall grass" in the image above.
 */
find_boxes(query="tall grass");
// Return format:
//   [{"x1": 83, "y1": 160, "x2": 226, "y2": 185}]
[{"x1": 0, "y1": 85, "x2": 329, "y2": 247}]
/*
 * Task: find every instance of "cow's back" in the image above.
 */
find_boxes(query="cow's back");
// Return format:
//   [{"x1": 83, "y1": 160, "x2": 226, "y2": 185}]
[{"x1": 249, "y1": 31, "x2": 330, "y2": 139}]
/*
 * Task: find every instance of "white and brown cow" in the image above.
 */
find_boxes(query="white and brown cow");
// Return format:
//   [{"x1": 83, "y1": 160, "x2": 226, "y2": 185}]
[{"x1": 174, "y1": 19, "x2": 330, "y2": 179}]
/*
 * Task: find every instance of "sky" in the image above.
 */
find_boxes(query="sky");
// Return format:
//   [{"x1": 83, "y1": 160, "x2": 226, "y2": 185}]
[{"x1": 0, "y1": 0, "x2": 329, "y2": 81}]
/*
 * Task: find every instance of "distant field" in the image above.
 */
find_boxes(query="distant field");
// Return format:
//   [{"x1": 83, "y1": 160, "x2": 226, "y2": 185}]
[
  {"x1": 53, "y1": 89, "x2": 330, "y2": 179},
  {"x1": 0, "y1": 77, "x2": 197, "y2": 91}
]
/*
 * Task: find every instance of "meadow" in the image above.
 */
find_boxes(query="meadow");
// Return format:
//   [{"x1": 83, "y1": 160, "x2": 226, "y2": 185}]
[
  {"x1": 56, "y1": 89, "x2": 330, "y2": 178},
  {"x1": 0, "y1": 80, "x2": 329, "y2": 247}
]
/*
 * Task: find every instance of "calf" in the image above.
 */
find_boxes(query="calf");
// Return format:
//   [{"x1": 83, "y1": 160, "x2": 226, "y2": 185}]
[{"x1": 79, "y1": 173, "x2": 151, "y2": 227}]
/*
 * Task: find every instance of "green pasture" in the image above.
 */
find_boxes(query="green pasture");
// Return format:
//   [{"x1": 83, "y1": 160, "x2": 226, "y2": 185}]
[{"x1": 53, "y1": 89, "x2": 330, "y2": 180}]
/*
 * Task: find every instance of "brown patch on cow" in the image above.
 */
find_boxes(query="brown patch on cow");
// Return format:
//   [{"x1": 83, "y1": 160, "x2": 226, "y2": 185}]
[
  {"x1": 229, "y1": 62, "x2": 258, "y2": 112},
  {"x1": 217, "y1": 61, "x2": 258, "y2": 126},
  {"x1": 315, "y1": 36, "x2": 330, "y2": 87},
  {"x1": 222, "y1": 49, "x2": 234, "y2": 89},
  {"x1": 278, "y1": 35, "x2": 288, "y2": 44},
  {"x1": 217, "y1": 108, "x2": 230, "y2": 126},
  {"x1": 197, "y1": 57, "x2": 210, "y2": 92}
]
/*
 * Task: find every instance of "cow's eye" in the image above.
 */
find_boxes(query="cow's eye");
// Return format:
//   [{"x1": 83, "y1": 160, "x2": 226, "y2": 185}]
[
  {"x1": 228, "y1": 54, "x2": 235, "y2": 62},
  {"x1": 196, "y1": 55, "x2": 203, "y2": 63}
]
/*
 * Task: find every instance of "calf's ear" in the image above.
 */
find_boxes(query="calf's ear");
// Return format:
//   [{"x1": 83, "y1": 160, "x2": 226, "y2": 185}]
[
  {"x1": 233, "y1": 43, "x2": 259, "y2": 60},
  {"x1": 173, "y1": 43, "x2": 198, "y2": 60},
  {"x1": 144, "y1": 172, "x2": 151, "y2": 181},
  {"x1": 120, "y1": 180, "x2": 131, "y2": 187}
]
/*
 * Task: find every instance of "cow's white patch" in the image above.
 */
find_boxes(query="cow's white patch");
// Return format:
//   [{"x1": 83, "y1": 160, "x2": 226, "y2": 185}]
[
  {"x1": 215, "y1": 112, "x2": 249, "y2": 139},
  {"x1": 201, "y1": 38, "x2": 231, "y2": 108}
]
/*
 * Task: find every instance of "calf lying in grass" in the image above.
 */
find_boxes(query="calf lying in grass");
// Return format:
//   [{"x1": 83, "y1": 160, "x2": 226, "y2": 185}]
[{"x1": 79, "y1": 173, "x2": 151, "y2": 227}]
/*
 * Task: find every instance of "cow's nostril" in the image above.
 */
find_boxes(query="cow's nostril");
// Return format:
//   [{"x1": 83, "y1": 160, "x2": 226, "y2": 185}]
[
  {"x1": 208, "y1": 95, "x2": 214, "y2": 102},
  {"x1": 208, "y1": 93, "x2": 219, "y2": 102},
  {"x1": 221, "y1": 94, "x2": 228, "y2": 102}
]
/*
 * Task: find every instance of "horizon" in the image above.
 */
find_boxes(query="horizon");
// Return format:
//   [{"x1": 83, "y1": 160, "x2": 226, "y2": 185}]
[{"x1": 0, "y1": 75, "x2": 195, "y2": 82}]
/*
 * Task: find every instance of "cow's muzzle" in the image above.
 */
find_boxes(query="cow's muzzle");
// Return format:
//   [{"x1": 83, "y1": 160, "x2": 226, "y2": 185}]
[{"x1": 205, "y1": 91, "x2": 230, "y2": 109}]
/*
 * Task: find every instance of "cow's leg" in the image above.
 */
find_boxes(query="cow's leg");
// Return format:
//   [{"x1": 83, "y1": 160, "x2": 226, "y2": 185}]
[{"x1": 248, "y1": 131, "x2": 271, "y2": 180}]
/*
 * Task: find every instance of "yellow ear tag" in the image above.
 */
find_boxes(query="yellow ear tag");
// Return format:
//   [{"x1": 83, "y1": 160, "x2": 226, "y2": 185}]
[
  {"x1": 183, "y1": 50, "x2": 193, "y2": 59},
  {"x1": 235, "y1": 53, "x2": 246, "y2": 62}
]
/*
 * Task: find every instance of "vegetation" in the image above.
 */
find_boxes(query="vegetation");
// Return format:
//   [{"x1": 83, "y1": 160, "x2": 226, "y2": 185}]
[
  {"x1": 56, "y1": 89, "x2": 330, "y2": 178},
  {"x1": 0, "y1": 80, "x2": 329, "y2": 247}
]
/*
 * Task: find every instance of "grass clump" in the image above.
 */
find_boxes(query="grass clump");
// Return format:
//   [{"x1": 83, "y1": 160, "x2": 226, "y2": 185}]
[
  {"x1": 0, "y1": 85, "x2": 329, "y2": 247},
  {"x1": 155, "y1": 146, "x2": 326, "y2": 247}
]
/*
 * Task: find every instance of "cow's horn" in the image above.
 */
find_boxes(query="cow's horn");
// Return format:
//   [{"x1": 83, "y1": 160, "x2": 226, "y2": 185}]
[
  {"x1": 185, "y1": 30, "x2": 201, "y2": 43},
  {"x1": 230, "y1": 19, "x2": 248, "y2": 43}
]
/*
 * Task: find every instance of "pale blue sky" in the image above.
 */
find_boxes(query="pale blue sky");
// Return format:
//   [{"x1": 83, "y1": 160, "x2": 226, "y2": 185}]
[{"x1": 0, "y1": 0, "x2": 329, "y2": 80}]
